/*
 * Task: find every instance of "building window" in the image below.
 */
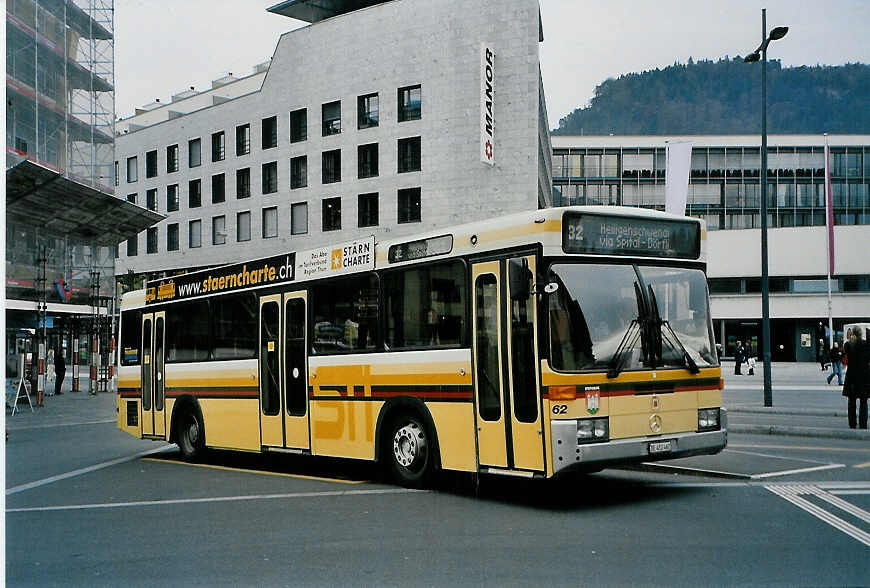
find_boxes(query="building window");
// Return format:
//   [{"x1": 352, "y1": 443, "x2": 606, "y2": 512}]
[
  {"x1": 262, "y1": 161, "x2": 278, "y2": 194},
  {"x1": 398, "y1": 85, "x2": 421, "y2": 122},
  {"x1": 236, "y1": 168, "x2": 251, "y2": 199},
  {"x1": 212, "y1": 131, "x2": 225, "y2": 162},
  {"x1": 127, "y1": 235, "x2": 137, "y2": 256},
  {"x1": 322, "y1": 101, "x2": 341, "y2": 136},
  {"x1": 263, "y1": 206, "x2": 278, "y2": 239},
  {"x1": 189, "y1": 138, "x2": 201, "y2": 168},
  {"x1": 167, "y1": 184, "x2": 179, "y2": 212},
  {"x1": 322, "y1": 150, "x2": 341, "y2": 184},
  {"x1": 398, "y1": 187, "x2": 421, "y2": 223},
  {"x1": 291, "y1": 156, "x2": 307, "y2": 189},
  {"x1": 358, "y1": 193, "x2": 378, "y2": 227},
  {"x1": 143, "y1": 151, "x2": 156, "y2": 179},
  {"x1": 146, "y1": 188, "x2": 157, "y2": 212},
  {"x1": 114, "y1": 161, "x2": 119, "y2": 186},
  {"x1": 212, "y1": 215, "x2": 226, "y2": 245},
  {"x1": 126, "y1": 193, "x2": 136, "y2": 204},
  {"x1": 322, "y1": 197, "x2": 341, "y2": 231},
  {"x1": 236, "y1": 123, "x2": 250, "y2": 156},
  {"x1": 290, "y1": 108, "x2": 307, "y2": 143},
  {"x1": 146, "y1": 227, "x2": 158, "y2": 254},
  {"x1": 358, "y1": 143, "x2": 378, "y2": 178},
  {"x1": 398, "y1": 137, "x2": 421, "y2": 173},
  {"x1": 237, "y1": 211, "x2": 251, "y2": 242},
  {"x1": 262, "y1": 116, "x2": 278, "y2": 150},
  {"x1": 167, "y1": 223, "x2": 179, "y2": 251},
  {"x1": 189, "y1": 219, "x2": 202, "y2": 248},
  {"x1": 126, "y1": 156, "x2": 138, "y2": 183},
  {"x1": 212, "y1": 173, "x2": 226, "y2": 204},
  {"x1": 189, "y1": 179, "x2": 202, "y2": 208},
  {"x1": 167, "y1": 144, "x2": 179, "y2": 173},
  {"x1": 358, "y1": 93, "x2": 378, "y2": 129},
  {"x1": 291, "y1": 202, "x2": 308, "y2": 235}
]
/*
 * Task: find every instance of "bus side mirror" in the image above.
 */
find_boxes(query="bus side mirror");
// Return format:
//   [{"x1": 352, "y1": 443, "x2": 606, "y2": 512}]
[{"x1": 509, "y1": 258, "x2": 532, "y2": 301}]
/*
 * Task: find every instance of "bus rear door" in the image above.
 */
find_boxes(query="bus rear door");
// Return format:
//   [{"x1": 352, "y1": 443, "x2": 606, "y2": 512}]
[
  {"x1": 472, "y1": 256, "x2": 544, "y2": 474},
  {"x1": 259, "y1": 291, "x2": 310, "y2": 451},
  {"x1": 140, "y1": 311, "x2": 166, "y2": 438}
]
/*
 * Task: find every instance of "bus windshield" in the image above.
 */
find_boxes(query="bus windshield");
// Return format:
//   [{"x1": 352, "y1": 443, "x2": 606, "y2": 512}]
[{"x1": 547, "y1": 263, "x2": 717, "y2": 372}]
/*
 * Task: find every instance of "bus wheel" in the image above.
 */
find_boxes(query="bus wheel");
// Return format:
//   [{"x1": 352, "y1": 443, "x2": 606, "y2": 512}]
[
  {"x1": 177, "y1": 410, "x2": 204, "y2": 461},
  {"x1": 387, "y1": 414, "x2": 433, "y2": 488}
]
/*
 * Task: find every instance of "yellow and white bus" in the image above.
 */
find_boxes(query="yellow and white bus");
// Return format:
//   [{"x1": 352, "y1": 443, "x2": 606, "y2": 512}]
[{"x1": 117, "y1": 206, "x2": 726, "y2": 486}]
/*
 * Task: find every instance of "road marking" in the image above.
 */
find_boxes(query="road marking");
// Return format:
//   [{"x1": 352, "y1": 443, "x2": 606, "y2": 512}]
[
  {"x1": 829, "y1": 490, "x2": 870, "y2": 495},
  {"x1": 7, "y1": 419, "x2": 116, "y2": 431},
  {"x1": 5, "y1": 446, "x2": 173, "y2": 496},
  {"x1": 766, "y1": 484, "x2": 870, "y2": 548},
  {"x1": 750, "y1": 463, "x2": 845, "y2": 479},
  {"x1": 6, "y1": 487, "x2": 422, "y2": 513},
  {"x1": 853, "y1": 461, "x2": 870, "y2": 468},
  {"x1": 140, "y1": 457, "x2": 366, "y2": 484},
  {"x1": 725, "y1": 448, "x2": 835, "y2": 465},
  {"x1": 729, "y1": 443, "x2": 870, "y2": 454}
]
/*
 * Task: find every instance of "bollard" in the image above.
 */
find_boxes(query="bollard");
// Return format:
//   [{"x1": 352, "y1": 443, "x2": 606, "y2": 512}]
[
  {"x1": 89, "y1": 334, "x2": 99, "y2": 395},
  {"x1": 72, "y1": 338, "x2": 80, "y2": 392},
  {"x1": 37, "y1": 341, "x2": 45, "y2": 406}
]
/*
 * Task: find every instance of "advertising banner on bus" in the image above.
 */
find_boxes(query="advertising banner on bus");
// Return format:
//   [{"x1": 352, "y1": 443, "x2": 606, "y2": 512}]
[{"x1": 145, "y1": 236, "x2": 375, "y2": 304}]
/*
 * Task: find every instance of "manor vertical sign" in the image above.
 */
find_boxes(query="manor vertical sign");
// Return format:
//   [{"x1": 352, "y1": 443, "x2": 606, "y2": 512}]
[{"x1": 480, "y1": 43, "x2": 495, "y2": 165}]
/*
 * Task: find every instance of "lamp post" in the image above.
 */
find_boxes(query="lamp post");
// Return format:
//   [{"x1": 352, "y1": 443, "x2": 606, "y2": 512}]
[{"x1": 744, "y1": 9, "x2": 788, "y2": 407}]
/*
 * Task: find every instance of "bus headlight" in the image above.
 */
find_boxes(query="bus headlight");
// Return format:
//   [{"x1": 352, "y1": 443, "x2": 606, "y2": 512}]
[
  {"x1": 577, "y1": 417, "x2": 609, "y2": 443},
  {"x1": 698, "y1": 408, "x2": 720, "y2": 431}
]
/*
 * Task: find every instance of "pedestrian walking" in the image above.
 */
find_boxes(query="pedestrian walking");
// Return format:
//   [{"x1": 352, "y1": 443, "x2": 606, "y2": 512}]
[
  {"x1": 826, "y1": 342, "x2": 844, "y2": 386},
  {"x1": 54, "y1": 347, "x2": 66, "y2": 396},
  {"x1": 842, "y1": 329, "x2": 868, "y2": 429},
  {"x1": 734, "y1": 340, "x2": 745, "y2": 375},
  {"x1": 818, "y1": 337, "x2": 829, "y2": 370}
]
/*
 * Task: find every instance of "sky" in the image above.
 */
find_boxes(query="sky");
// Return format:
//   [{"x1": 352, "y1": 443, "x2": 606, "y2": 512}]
[{"x1": 114, "y1": 0, "x2": 870, "y2": 129}]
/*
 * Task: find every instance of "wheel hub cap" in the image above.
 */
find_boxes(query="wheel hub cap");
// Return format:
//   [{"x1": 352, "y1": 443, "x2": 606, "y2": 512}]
[{"x1": 393, "y1": 422, "x2": 426, "y2": 468}]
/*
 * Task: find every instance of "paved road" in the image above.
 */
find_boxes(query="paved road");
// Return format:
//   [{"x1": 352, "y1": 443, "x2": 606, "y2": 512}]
[{"x1": 6, "y1": 383, "x2": 870, "y2": 587}]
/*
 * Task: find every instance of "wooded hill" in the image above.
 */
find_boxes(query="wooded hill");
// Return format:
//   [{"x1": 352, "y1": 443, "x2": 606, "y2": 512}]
[{"x1": 552, "y1": 58, "x2": 870, "y2": 135}]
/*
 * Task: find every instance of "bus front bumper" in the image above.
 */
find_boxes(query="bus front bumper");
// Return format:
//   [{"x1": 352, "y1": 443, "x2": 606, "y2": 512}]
[{"x1": 551, "y1": 410, "x2": 728, "y2": 475}]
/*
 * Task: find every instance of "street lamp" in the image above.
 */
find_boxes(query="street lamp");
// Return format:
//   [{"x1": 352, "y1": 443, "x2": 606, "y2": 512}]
[{"x1": 743, "y1": 9, "x2": 788, "y2": 407}]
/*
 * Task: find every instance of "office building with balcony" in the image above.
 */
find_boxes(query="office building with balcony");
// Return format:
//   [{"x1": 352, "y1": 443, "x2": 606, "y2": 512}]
[{"x1": 552, "y1": 134, "x2": 870, "y2": 361}]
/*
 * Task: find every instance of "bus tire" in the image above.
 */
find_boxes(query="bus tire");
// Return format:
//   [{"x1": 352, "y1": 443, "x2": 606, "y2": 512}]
[
  {"x1": 386, "y1": 412, "x2": 434, "y2": 488},
  {"x1": 177, "y1": 408, "x2": 204, "y2": 461}
]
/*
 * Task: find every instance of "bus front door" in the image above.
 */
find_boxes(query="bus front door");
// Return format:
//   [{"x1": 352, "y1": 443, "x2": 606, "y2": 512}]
[
  {"x1": 140, "y1": 311, "x2": 166, "y2": 438},
  {"x1": 259, "y1": 292, "x2": 310, "y2": 450},
  {"x1": 472, "y1": 257, "x2": 544, "y2": 474}
]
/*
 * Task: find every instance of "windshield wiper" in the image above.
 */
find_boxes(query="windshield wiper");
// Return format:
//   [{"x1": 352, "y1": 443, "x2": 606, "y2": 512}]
[
  {"x1": 607, "y1": 319, "x2": 641, "y2": 379},
  {"x1": 647, "y1": 285, "x2": 700, "y2": 374}
]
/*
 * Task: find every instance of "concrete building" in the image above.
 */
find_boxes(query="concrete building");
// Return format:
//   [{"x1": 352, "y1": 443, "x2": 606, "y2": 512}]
[
  {"x1": 552, "y1": 134, "x2": 870, "y2": 361},
  {"x1": 6, "y1": 0, "x2": 160, "y2": 389},
  {"x1": 115, "y1": 0, "x2": 552, "y2": 277}
]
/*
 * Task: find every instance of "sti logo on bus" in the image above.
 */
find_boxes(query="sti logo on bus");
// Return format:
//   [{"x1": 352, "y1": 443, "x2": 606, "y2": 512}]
[{"x1": 480, "y1": 43, "x2": 494, "y2": 165}]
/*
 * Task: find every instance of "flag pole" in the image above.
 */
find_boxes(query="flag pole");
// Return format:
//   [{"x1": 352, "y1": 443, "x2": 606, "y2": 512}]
[{"x1": 824, "y1": 133, "x2": 834, "y2": 347}]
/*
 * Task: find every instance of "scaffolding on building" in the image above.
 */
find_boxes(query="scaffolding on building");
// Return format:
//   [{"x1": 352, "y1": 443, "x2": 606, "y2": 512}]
[{"x1": 6, "y1": 0, "x2": 115, "y2": 192}]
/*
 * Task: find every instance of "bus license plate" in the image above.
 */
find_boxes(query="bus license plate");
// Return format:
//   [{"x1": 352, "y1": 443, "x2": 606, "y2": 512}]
[{"x1": 648, "y1": 440, "x2": 673, "y2": 454}]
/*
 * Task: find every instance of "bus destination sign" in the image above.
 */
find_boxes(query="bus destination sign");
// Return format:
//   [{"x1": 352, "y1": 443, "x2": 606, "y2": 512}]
[{"x1": 562, "y1": 212, "x2": 700, "y2": 260}]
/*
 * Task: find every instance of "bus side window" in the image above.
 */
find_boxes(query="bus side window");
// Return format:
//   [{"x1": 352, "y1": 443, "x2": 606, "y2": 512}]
[
  {"x1": 383, "y1": 260, "x2": 466, "y2": 350},
  {"x1": 120, "y1": 310, "x2": 142, "y2": 366},
  {"x1": 311, "y1": 273, "x2": 379, "y2": 354}
]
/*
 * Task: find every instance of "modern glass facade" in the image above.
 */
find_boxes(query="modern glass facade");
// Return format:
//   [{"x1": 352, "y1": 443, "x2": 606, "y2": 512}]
[{"x1": 552, "y1": 143, "x2": 870, "y2": 230}]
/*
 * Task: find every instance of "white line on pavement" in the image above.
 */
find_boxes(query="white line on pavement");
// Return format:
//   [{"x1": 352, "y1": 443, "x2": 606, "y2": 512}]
[
  {"x1": 751, "y1": 464, "x2": 845, "y2": 479},
  {"x1": 6, "y1": 487, "x2": 423, "y2": 513},
  {"x1": 8, "y1": 419, "x2": 116, "y2": 431},
  {"x1": 725, "y1": 448, "x2": 835, "y2": 466},
  {"x1": 766, "y1": 484, "x2": 870, "y2": 548},
  {"x1": 5, "y1": 446, "x2": 173, "y2": 496}
]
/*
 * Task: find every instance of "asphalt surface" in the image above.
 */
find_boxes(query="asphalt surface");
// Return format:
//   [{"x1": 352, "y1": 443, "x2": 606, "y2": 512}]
[{"x1": 5, "y1": 365, "x2": 870, "y2": 586}]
